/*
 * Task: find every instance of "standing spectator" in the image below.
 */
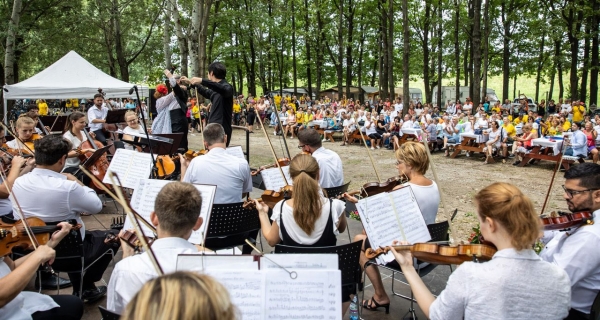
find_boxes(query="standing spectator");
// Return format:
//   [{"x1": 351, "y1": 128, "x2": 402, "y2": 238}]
[
  {"x1": 37, "y1": 99, "x2": 48, "y2": 116},
  {"x1": 125, "y1": 98, "x2": 136, "y2": 110}
]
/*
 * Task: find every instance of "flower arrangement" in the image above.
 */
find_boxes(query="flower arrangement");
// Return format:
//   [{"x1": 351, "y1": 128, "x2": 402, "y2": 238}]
[
  {"x1": 468, "y1": 224, "x2": 483, "y2": 244},
  {"x1": 349, "y1": 210, "x2": 361, "y2": 221}
]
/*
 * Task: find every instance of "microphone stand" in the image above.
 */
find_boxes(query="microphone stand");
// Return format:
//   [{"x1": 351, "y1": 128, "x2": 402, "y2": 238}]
[{"x1": 131, "y1": 86, "x2": 158, "y2": 179}]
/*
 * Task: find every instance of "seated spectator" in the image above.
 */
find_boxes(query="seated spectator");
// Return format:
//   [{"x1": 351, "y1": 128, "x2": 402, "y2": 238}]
[
  {"x1": 583, "y1": 121, "x2": 598, "y2": 163},
  {"x1": 565, "y1": 122, "x2": 588, "y2": 158},
  {"x1": 365, "y1": 114, "x2": 381, "y2": 150},
  {"x1": 512, "y1": 123, "x2": 537, "y2": 165},
  {"x1": 340, "y1": 113, "x2": 356, "y2": 146},
  {"x1": 483, "y1": 120, "x2": 502, "y2": 164},
  {"x1": 502, "y1": 116, "x2": 517, "y2": 158}
]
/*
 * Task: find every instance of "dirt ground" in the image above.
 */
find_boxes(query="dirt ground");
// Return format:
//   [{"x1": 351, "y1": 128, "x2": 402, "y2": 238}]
[{"x1": 206, "y1": 125, "x2": 572, "y2": 242}]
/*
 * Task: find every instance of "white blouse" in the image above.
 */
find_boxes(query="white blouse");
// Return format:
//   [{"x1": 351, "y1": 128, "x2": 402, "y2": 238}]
[
  {"x1": 63, "y1": 130, "x2": 88, "y2": 169},
  {"x1": 429, "y1": 249, "x2": 570, "y2": 320}
]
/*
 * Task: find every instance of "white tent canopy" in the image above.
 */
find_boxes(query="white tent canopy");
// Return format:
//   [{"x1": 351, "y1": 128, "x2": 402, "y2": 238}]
[{"x1": 3, "y1": 51, "x2": 149, "y2": 100}]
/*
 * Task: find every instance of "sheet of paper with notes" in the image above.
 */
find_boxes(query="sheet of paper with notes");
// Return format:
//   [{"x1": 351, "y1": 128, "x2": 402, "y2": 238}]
[
  {"x1": 260, "y1": 166, "x2": 292, "y2": 190},
  {"x1": 225, "y1": 145, "x2": 246, "y2": 160},
  {"x1": 175, "y1": 254, "x2": 342, "y2": 320},
  {"x1": 102, "y1": 149, "x2": 153, "y2": 188},
  {"x1": 123, "y1": 179, "x2": 216, "y2": 244},
  {"x1": 356, "y1": 186, "x2": 431, "y2": 264}
]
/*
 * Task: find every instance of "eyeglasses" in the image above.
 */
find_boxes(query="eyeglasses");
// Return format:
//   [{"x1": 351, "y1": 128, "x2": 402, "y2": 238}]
[
  {"x1": 562, "y1": 185, "x2": 598, "y2": 199},
  {"x1": 297, "y1": 145, "x2": 306, "y2": 149},
  {"x1": 127, "y1": 119, "x2": 138, "y2": 123}
]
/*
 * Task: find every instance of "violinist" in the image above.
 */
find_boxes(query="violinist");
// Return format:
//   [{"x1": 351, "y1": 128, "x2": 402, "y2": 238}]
[
  {"x1": 24, "y1": 105, "x2": 45, "y2": 135},
  {"x1": 62, "y1": 112, "x2": 95, "y2": 183},
  {"x1": 6, "y1": 116, "x2": 36, "y2": 153},
  {"x1": 343, "y1": 142, "x2": 439, "y2": 313},
  {"x1": 0, "y1": 127, "x2": 35, "y2": 217},
  {"x1": 390, "y1": 182, "x2": 570, "y2": 319},
  {"x1": 107, "y1": 182, "x2": 205, "y2": 314},
  {"x1": 540, "y1": 163, "x2": 600, "y2": 319},
  {"x1": 87, "y1": 92, "x2": 109, "y2": 146},
  {"x1": 11, "y1": 135, "x2": 118, "y2": 302},
  {"x1": 254, "y1": 154, "x2": 350, "y2": 313},
  {"x1": 0, "y1": 222, "x2": 84, "y2": 319},
  {"x1": 297, "y1": 129, "x2": 344, "y2": 189}
]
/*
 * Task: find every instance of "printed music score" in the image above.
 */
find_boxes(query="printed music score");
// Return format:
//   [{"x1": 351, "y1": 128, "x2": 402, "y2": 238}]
[
  {"x1": 261, "y1": 166, "x2": 292, "y2": 190},
  {"x1": 225, "y1": 146, "x2": 246, "y2": 160},
  {"x1": 124, "y1": 179, "x2": 216, "y2": 244},
  {"x1": 175, "y1": 254, "x2": 342, "y2": 320},
  {"x1": 102, "y1": 149, "x2": 153, "y2": 188},
  {"x1": 356, "y1": 186, "x2": 431, "y2": 264}
]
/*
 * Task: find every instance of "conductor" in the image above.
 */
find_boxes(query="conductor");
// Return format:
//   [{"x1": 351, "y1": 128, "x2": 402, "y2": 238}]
[{"x1": 185, "y1": 62, "x2": 234, "y2": 146}]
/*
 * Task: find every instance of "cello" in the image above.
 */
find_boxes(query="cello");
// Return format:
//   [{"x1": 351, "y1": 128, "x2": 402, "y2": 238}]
[{"x1": 78, "y1": 128, "x2": 110, "y2": 193}]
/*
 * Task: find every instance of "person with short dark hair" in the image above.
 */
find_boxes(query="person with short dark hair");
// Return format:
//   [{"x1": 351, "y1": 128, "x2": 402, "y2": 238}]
[
  {"x1": 297, "y1": 128, "x2": 344, "y2": 189},
  {"x1": 185, "y1": 62, "x2": 234, "y2": 146},
  {"x1": 541, "y1": 163, "x2": 600, "y2": 319},
  {"x1": 87, "y1": 93, "x2": 109, "y2": 145},
  {"x1": 11, "y1": 135, "x2": 116, "y2": 302},
  {"x1": 107, "y1": 182, "x2": 204, "y2": 314}
]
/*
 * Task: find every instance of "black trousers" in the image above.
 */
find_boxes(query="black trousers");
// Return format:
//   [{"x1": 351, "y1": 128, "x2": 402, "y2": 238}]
[
  {"x1": 31, "y1": 295, "x2": 84, "y2": 320},
  {"x1": 92, "y1": 129, "x2": 107, "y2": 146},
  {"x1": 566, "y1": 309, "x2": 590, "y2": 320},
  {"x1": 170, "y1": 109, "x2": 188, "y2": 152},
  {"x1": 53, "y1": 230, "x2": 119, "y2": 293}
]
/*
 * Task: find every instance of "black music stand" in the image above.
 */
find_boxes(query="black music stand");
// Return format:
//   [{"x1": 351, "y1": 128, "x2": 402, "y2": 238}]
[
  {"x1": 105, "y1": 109, "x2": 127, "y2": 124},
  {"x1": 39, "y1": 115, "x2": 68, "y2": 133},
  {"x1": 142, "y1": 133, "x2": 183, "y2": 155}
]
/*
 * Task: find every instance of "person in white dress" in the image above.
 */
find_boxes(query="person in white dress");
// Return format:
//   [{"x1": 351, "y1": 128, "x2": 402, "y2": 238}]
[
  {"x1": 62, "y1": 112, "x2": 96, "y2": 183},
  {"x1": 122, "y1": 110, "x2": 149, "y2": 151}
]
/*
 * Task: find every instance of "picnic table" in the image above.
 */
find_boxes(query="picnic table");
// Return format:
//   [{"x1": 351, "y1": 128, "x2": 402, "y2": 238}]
[
  {"x1": 450, "y1": 132, "x2": 491, "y2": 161},
  {"x1": 519, "y1": 133, "x2": 578, "y2": 168},
  {"x1": 397, "y1": 128, "x2": 422, "y2": 147}
]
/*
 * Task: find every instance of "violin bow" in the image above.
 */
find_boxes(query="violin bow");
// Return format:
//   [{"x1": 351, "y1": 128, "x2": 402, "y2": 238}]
[
  {"x1": 272, "y1": 103, "x2": 291, "y2": 159},
  {"x1": 194, "y1": 88, "x2": 206, "y2": 151},
  {"x1": 108, "y1": 171, "x2": 163, "y2": 275},
  {"x1": 0, "y1": 168, "x2": 53, "y2": 273},
  {"x1": 78, "y1": 165, "x2": 156, "y2": 234},
  {"x1": 0, "y1": 122, "x2": 35, "y2": 155},
  {"x1": 356, "y1": 115, "x2": 382, "y2": 182},
  {"x1": 541, "y1": 136, "x2": 568, "y2": 215},
  {"x1": 255, "y1": 107, "x2": 290, "y2": 186}
]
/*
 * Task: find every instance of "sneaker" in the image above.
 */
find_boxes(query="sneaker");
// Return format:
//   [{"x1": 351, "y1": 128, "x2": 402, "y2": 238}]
[
  {"x1": 508, "y1": 154, "x2": 515, "y2": 158},
  {"x1": 376, "y1": 146, "x2": 380, "y2": 149},
  {"x1": 371, "y1": 147, "x2": 375, "y2": 150}
]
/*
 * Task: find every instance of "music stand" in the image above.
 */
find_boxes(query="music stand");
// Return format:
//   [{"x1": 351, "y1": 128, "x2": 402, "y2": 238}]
[
  {"x1": 39, "y1": 115, "x2": 68, "y2": 133},
  {"x1": 105, "y1": 110, "x2": 127, "y2": 124},
  {"x1": 142, "y1": 133, "x2": 183, "y2": 155}
]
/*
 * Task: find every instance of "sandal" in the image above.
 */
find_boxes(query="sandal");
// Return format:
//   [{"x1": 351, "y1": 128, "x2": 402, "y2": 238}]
[{"x1": 361, "y1": 296, "x2": 390, "y2": 314}]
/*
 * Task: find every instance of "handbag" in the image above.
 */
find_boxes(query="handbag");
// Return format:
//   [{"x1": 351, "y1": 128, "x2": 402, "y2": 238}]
[{"x1": 474, "y1": 128, "x2": 483, "y2": 135}]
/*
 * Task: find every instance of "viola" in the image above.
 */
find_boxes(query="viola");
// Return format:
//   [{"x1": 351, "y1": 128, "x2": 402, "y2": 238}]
[
  {"x1": 156, "y1": 155, "x2": 176, "y2": 179},
  {"x1": 79, "y1": 129, "x2": 110, "y2": 193},
  {"x1": 541, "y1": 211, "x2": 594, "y2": 231},
  {"x1": 251, "y1": 158, "x2": 290, "y2": 176},
  {"x1": 364, "y1": 242, "x2": 497, "y2": 265},
  {"x1": 0, "y1": 217, "x2": 80, "y2": 256}
]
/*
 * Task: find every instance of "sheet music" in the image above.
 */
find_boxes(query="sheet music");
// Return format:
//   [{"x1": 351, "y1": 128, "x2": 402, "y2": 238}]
[
  {"x1": 261, "y1": 166, "x2": 292, "y2": 190},
  {"x1": 262, "y1": 254, "x2": 338, "y2": 270},
  {"x1": 124, "y1": 179, "x2": 216, "y2": 244},
  {"x1": 356, "y1": 186, "x2": 430, "y2": 264},
  {"x1": 264, "y1": 269, "x2": 341, "y2": 320},
  {"x1": 208, "y1": 269, "x2": 264, "y2": 320},
  {"x1": 176, "y1": 255, "x2": 258, "y2": 273},
  {"x1": 225, "y1": 146, "x2": 246, "y2": 160},
  {"x1": 102, "y1": 149, "x2": 153, "y2": 188}
]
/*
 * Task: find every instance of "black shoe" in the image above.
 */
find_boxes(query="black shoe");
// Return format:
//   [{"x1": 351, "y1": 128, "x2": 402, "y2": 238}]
[
  {"x1": 512, "y1": 161, "x2": 521, "y2": 166},
  {"x1": 76, "y1": 285, "x2": 107, "y2": 303},
  {"x1": 36, "y1": 274, "x2": 72, "y2": 290}
]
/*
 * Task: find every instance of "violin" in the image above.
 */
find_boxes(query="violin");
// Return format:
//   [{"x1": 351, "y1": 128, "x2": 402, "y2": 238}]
[
  {"x1": 541, "y1": 211, "x2": 594, "y2": 231},
  {"x1": 364, "y1": 242, "x2": 497, "y2": 265},
  {"x1": 260, "y1": 185, "x2": 293, "y2": 209},
  {"x1": 0, "y1": 217, "x2": 80, "y2": 256},
  {"x1": 251, "y1": 158, "x2": 291, "y2": 176},
  {"x1": 104, "y1": 229, "x2": 155, "y2": 254},
  {"x1": 343, "y1": 175, "x2": 407, "y2": 199},
  {"x1": 156, "y1": 155, "x2": 176, "y2": 179},
  {"x1": 79, "y1": 129, "x2": 110, "y2": 193},
  {"x1": 183, "y1": 149, "x2": 207, "y2": 160}
]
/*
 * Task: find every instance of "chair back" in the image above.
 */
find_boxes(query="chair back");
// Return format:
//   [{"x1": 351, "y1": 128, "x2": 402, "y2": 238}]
[
  {"x1": 274, "y1": 240, "x2": 362, "y2": 287},
  {"x1": 51, "y1": 229, "x2": 85, "y2": 273},
  {"x1": 204, "y1": 202, "x2": 260, "y2": 250},
  {"x1": 427, "y1": 221, "x2": 449, "y2": 242},
  {"x1": 99, "y1": 306, "x2": 120, "y2": 320},
  {"x1": 323, "y1": 182, "x2": 351, "y2": 199},
  {"x1": 592, "y1": 290, "x2": 600, "y2": 320}
]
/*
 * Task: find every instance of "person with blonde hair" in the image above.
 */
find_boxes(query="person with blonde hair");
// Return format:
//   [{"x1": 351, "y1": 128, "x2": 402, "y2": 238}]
[
  {"x1": 391, "y1": 182, "x2": 571, "y2": 319},
  {"x1": 512, "y1": 123, "x2": 537, "y2": 166},
  {"x1": 6, "y1": 116, "x2": 37, "y2": 152},
  {"x1": 122, "y1": 110, "x2": 149, "y2": 151},
  {"x1": 343, "y1": 141, "x2": 440, "y2": 313},
  {"x1": 121, "y1": 271, "x2": 236, "y2": 320}
]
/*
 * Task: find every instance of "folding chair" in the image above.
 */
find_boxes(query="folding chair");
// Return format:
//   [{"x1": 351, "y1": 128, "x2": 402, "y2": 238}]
[
  {"x1": 323, "y1": 182, "x2": 352, "y2": 242},
  {"x1": 98, "y1": 306, "x2": 120, "y2": 320},
  {"x1": 204, "y1": 202, "x2": 261, "y2": 252},
  {"x1": 362, "y1": 220, "x2": 450, "y2": 320}
]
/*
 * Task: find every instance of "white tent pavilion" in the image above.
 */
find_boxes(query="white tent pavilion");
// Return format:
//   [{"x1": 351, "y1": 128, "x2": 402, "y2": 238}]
[{"x1": 3, "y1": 50, "x2": 149, "y2": 116}]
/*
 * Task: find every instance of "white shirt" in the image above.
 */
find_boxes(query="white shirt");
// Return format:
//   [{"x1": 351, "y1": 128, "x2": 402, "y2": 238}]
[
  {"x1": 364, "y1": 121, "x2": 378, "y2": 135},
  {"x1": 394, "y1": 103, "x2": 403, "y2": 113},
  {"x1": 429, "y1": 248, "x2": 570, "y2": 320},
  {"x1": 122, "y1": 125, "x2": 146, "y2": 150},
  {"x1": 540, "y1": 209, "x2": 600, "y2": 314},
  {"x1": 271, "y1": 196, "x2": 345, "y2": 245},
  {"x1": 182, "y1": 147, "x2": 252, "y2": 204},
  {"x1": 405, "y1": 181, "x2": 439, "y2": 225},
  {"x1": 342, "y1": 118, "x2": 356, "y2": 132},
  {"x1": 88, "y1": 105, "x2": 109, "y2": 131},
  {"x1": 63, "y1": 130, "x2": 88, "y2": 169},
  {"x1": 401, "y1": 120, "x2": 414, "y2": 129},
  {"x1": 107, "y1": 237, "x2": 198, "y2": 314},
  {"x1": 0, "y1": 177, "x2": 11, "y2": 216},
  {"x1": 311, "y1": 147, "x2": 344, "y2": 188},
  {"x1": 561, "y1": 104, "x2": 572, "y2": 114},
  {"x1": 0, "y1": 258, "x2": 58, "y2": 320},
  {"x1": 11, "y1": 168, "x2": 103, "y2": 238}
]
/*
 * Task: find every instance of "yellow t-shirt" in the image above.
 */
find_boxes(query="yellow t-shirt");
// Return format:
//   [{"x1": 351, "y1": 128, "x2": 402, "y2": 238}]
[
  {"x1": 572, "y1": 105, "x2": 585, "y2": 122},
  {"x1": 491, "y1": 106, "x2": 500, "y2": 114},
  {"x1": 562, "y1": 120, "x2": 571, "y2": 132},
  {"x1": 192, "y1": 105, "x2": 200, "y2": 119},
  {"x1": 303, "y1": 113, "x2": 313, "y2": 124},
  {"x1": 296, "y1": 112, "x2": 304, "y2": 123},
  {"x1": 503, "y1": 123, "x2": 516, "y2": 138},
  {"x1": 233, "y1": 103, "x2": 241, "y2": 113},
  {"x1": 547, "y1": 126, "x2": 558, "y2": 136},
  {"x1": 38, "y1": 102, "x2": 48, "y2": 116},
  {"x1": 275, "y1": 95, "x2": 281, "y2": 106},
  {"x1": 288, "y1": 102, "x2": 296, "y2": 112},
  {"x1": 71, "y1": 99, "x2": 79, "y2": 108}
]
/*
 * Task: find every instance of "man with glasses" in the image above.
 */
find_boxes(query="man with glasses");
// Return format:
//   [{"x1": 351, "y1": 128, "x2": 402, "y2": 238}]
[
  {"x1": 297, "y1": 128, "x2": 343, "y2": 188},
  {"x1": 540, "y1": 163, "x2": 600, "y2": 320}
]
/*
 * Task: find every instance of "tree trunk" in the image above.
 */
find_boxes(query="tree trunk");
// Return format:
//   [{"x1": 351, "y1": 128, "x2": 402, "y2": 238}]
[
  {"x1": 535, "y1": 22, "x2": 546, "y2": 103},
  {"x1": 454, "y1": 0, "x2": 460, "y2": 101},
  {"x1": 402, "y1": 0, "x2": 410, "y2": 113},
  {"x1": 468, "y1": 0, "x2": 474, "y2": 99},
  {"x1": 557, "y1": 40, "x2": 564, "y2": 99},
  {"x1": 580, "y1": 22, "x2": 590, "y2": 103},
  {"x1": 437, "y1": 0, "x2": 443, "y2": 107},
  {"x1": 472, "y1": 0, "x2": 482, "y2": 104},
  {"x1": 4, "y1": 0, "x2": 22, "y2": 85},
  {"x1": 189, "y1": 2, "x2": 200, "y2": 76},
  {"x1": 316, "y1": 8, "x2": 325, "y2": 96},
  {"x1": 198, "y1": 0, "x2": 213, "y2": 78},
  {"x1": 113, "y1": 0, "x2": 129, "y2": 81},
  {"x1": 566, "y1": 4, "x2": 582, "y2": 100},
  {"x1": 170, "y1": 0, "x2": 189, "y2": 77},
  {"x1": 346, "y1": 0, "x2": 355, "y2": 98},
  {"x1": 387, "y1": 0, "x2": 394, "y2": 99},
  {"x1": 501, "y1": 0, "x2": 511, "y2": 101},
  {"x1": 590, "y1": 0, "x2": 599, "y2": 105},
  {"x1": 337, "y1": 0, "x2": 344, "y2": 97},
  {"x1": 207, "y1": 2, "x2": 220, "y2": 64},
  {"x1": 163, "y1": 10, "x2": 172, "y2": 70},
  {"x1": 380, "y1": 0, "x2": 388, "y2": 100},
  {"x1": 481, "y1": 0, "x2": 490, "y2": 105},
  {"x1": 357, "y1": 20, "x2": 365, "y2": 89},
  {"x1": 292, "y1": 0, "x2": 298, "y2": 96},
  {"x1": 370, "y1": 60, "x2": 377, "y2": 87},
  {"x1": 422, "y1": 0, "x2": 431, "y2": 103},
  {"x1": 303, "y1": 0, "x2": 312, "y2": 99}
]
